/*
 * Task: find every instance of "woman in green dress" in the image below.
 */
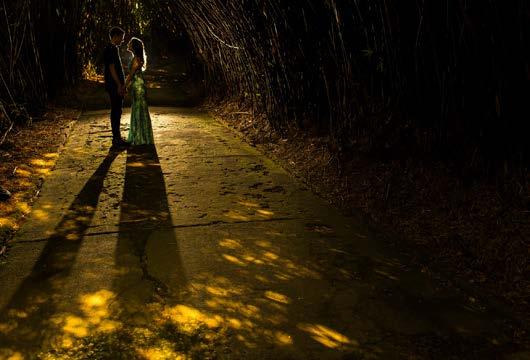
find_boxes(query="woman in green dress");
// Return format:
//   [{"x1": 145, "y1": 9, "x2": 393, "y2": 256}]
[{"x1": 125, "y1": 37, "x2": 154, "y2": 145}]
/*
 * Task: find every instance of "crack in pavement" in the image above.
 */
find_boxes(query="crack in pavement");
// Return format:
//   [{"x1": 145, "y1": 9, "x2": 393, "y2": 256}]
[
  {"x1": 11, "y1": 217, "x2": 300, "y2": 245},
  {"x1": 138, "y1": 242, "x2": 170, "y2": 299},
  {"x1": 88, "y1": 216, "x2": 299, "y2": 237},
  {"x1": 176, "y1": 154, "x2": 261, "y2": 159}
]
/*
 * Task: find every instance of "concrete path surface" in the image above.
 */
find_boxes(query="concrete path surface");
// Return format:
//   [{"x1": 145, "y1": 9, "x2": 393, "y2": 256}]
[{"x1": 0, "y1": 108, "x2": 526, "y2": 359}]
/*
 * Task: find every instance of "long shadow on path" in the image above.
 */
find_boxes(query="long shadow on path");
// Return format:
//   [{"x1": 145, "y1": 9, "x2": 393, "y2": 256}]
[
  {"x1": 112, "y1": 145, "x2": 187, "y2": 324},
  {"x1": 0, "y1": 149, "x2": 121, "y2": 354}
]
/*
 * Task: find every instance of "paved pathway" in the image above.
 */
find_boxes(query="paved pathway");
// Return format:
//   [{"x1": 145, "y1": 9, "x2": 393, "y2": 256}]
[{"x1": 0, "y1": 108, "x2": 526, "y2": 359}]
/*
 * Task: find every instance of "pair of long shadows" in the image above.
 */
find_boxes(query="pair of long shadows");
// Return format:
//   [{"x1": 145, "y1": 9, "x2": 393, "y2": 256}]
[{"x1": 0, "y1": 145, "x2": 184, "y2": 354}]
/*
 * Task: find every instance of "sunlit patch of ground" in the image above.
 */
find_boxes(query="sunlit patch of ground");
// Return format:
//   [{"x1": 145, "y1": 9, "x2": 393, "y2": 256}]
[
  {"x1": 50, "y1": 290, "x2": 120, "y2": 341},
  {"x1": 298, "y1": 323, "x2": 358, "y2": 350},
  {"x1": 37, "y1": 311, "x2": 230, "y2": 360}
]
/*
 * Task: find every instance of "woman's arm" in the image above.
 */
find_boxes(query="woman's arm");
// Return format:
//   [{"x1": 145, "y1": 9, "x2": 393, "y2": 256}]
[{"x1": 125, "y1": 57, "x2": 141, "y2": 88}]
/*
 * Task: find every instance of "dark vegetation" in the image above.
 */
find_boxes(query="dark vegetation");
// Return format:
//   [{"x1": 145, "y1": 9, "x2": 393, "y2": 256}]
[
  {"x1": 2, "y1": 1, "x2": 528, "y2": 170},
  {"x1": 0, "y1": 0, "x2": 529, "y2": 313}
]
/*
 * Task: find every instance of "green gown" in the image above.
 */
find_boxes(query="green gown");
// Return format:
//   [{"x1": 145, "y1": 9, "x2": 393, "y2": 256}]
[{"x1": 128, "y1": 59, "x2": 154, "y2": 145}]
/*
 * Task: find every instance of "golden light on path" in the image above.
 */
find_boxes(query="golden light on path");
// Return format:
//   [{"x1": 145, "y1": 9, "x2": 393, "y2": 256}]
[
  {"x1": 205, "y1": 286, "x2": 232, "y2": 297},
  {"x1": 255, "y1": 274, "x2": 270, "y2": 283},
  {"x1": 5, "y1": 352, "x2": 24, "y2": 360},
  {"x1": 0, "y1": 218, "x2": 17, "y2": 229},
  {"x1": 227, "y1": 318, "x2": 242, "y2": 329},
  {"x1": 62, "y1": 316, "x2": 89, "y2": 337},
  {"x1": 275, "y1": 331, "x2": 293, "y2": 345},
  {"x1": 60, "y1": 337, "x2": 74, "y2": 349},
  {"x1": 255, "y1": 239, "x2": 272, "y2": 248},
  {"x1": 264, "y1": 291, "x2": 291, "y2": 304},
  {"x1": 263, "y1": 251, "x2": 279, "y2": 261},
  {"x1": 257, "y1": 209, "x2": 274, "y2": 217},
  {"x1": 30, "y1": 159, "x2": 56, "y2": 167},
  {"x1": 7, "y1": 309, "x2": 29, "y2": 319},
  {"x1": 219, "y1": 238, "x2": 242, "y2": 249},
  {"x1": 137, "y1": 347, "x2": 183, "y2": 360},
  {"x1": 223, "y1": 210, "x2": 250, "y2": 221},
  {"x1": 298, "y1": 323, "x2": 358, "y2": 349},
  {"x1": 242, "y1": 254, "x2": 264, "y2": 265},
  {"x1": 16, "y1": 179, "x2": 33, "y2": 188},
  {"x1": 32, "y1": 210, "x2": 49, "y2": 221},
  {"x1": 49, "y1": 289, "x2": 120, "y2": 345},
  {"x1": 162, "y1": 305, "x2": 223, "y2": 331},
  {"x1": 222, "y1": 254, "x2": 247, "y2": 266},
  {"x1": 65, "y1": 233, "x2": 80, "y2": 241},
  {"x1": 80, "y1": 289, "x2": 114, "y2": 310},
  {"x1": 16, "y1": 202, "x2": 31, "y2": 215},
  {"x1": 35, "y1": 168, "x2": 52, "y2": 176},
  {"x1": 14, "y1": 168, "x2": 31, "y2": 177}
]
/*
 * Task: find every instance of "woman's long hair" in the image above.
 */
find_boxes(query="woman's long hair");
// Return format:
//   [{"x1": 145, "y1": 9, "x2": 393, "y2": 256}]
[{"x1": 129, "y1": 37, "x2": 147, "y2": 71}]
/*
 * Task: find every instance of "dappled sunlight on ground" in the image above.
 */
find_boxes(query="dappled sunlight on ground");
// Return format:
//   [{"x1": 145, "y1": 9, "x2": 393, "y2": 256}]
[
  {"x1": 0, "y1": 152, "x2": 60, "y2": 236},
  {"x1": 136, "y1": 226, "x2": 360, "y2": 357},
  {"x1": 298, "y1": 323, "x2": 358, "y2": 350},
  {"x1": 5, "y1": 217, "x2": 363, "y2": 358},
  {"x1": 228, "y1": 200, "x2": 277, "y2": 220},
  {"x1": 50, "y1": 290, "x2": 120, "y2": 341},
  {"x1": 217, "y1": 234, "x2": 321, "y2": 280},
  {"x1": 0, "y1": 109, "x2": 522, "y2": 359}
]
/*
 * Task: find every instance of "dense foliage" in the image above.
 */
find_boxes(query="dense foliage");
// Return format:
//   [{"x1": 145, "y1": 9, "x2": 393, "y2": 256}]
[
  {"x1": 1, "y1": 0, "x2": 529, "y2": 175},
  {"x1": 168, "y1": 0, "x2": 529, "y2": 175}
]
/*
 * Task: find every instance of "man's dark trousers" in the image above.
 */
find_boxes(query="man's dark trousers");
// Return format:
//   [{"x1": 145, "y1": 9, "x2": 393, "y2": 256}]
[{"x1": 108, "y1": 89, "x2": 123, "y2": 142}]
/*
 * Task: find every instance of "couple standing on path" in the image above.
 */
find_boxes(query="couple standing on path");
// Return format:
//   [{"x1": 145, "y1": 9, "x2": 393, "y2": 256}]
[{"x1": 104, "y1": 26, "x2": 154, "y2": 148}]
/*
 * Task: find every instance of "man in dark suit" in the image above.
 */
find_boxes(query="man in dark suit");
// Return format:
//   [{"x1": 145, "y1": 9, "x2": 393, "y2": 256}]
[{"x1": 104, "y1": 26, "x2": 129, "y2": 148}]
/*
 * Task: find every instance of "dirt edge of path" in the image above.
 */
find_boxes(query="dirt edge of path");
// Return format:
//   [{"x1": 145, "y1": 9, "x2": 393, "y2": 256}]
[{"x1": 0, "y1": 107, "x2": 80, "y2": 257}]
